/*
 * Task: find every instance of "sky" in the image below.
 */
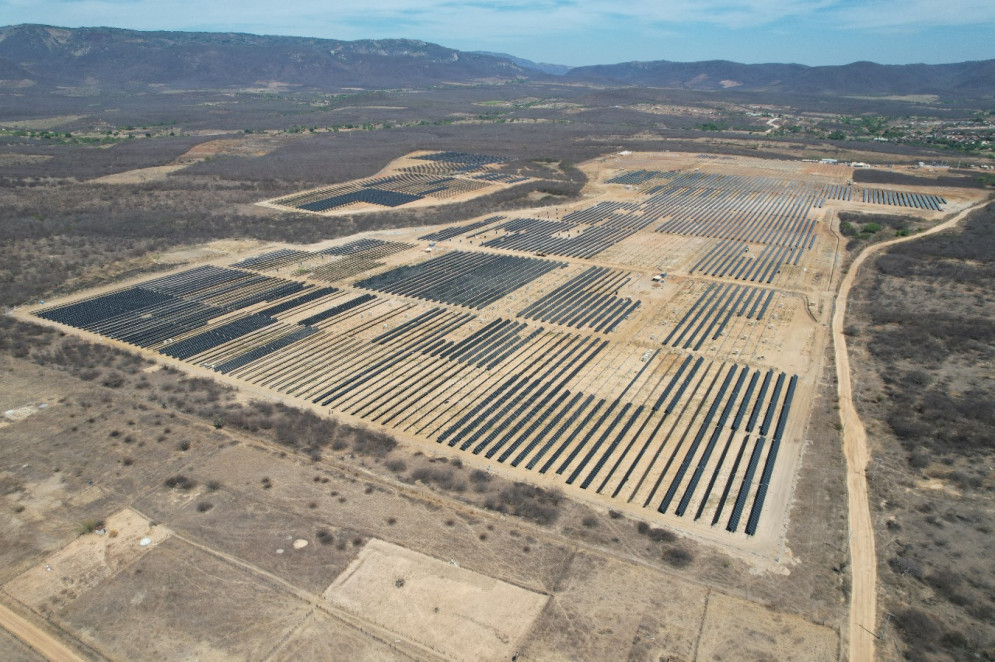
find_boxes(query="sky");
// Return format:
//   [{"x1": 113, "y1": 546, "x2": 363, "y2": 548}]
[{"x1": 2, "y1": 0, "x2": 994, "y2": 67}]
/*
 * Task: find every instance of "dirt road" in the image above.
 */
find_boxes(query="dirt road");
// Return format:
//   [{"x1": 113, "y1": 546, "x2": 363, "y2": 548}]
[
  {"x1": 833, "y1": 200, "x2": 990, "y2": 661},
  {"x1": 0, "y1": 600, "x2": 84, "y2": 662}
]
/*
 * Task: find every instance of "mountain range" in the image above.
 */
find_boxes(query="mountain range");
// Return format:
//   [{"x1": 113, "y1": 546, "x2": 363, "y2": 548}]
[{"x1": 1, "y1": 24, "x2": 992, "y2": 99}]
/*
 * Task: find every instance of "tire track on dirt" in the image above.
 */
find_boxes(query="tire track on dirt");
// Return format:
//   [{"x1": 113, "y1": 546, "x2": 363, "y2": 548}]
[{"x1": 0, "y1": 600, "x2": 86, "y2": 662}]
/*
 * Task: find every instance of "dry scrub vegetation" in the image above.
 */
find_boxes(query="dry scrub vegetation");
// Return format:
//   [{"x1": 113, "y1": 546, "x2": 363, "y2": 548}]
[
  {"x1": 847, "y1": 201, "x2": 995, "y2": 661},
  {"x1": 0, "y1": 316, "x2": 579, "y2": 530}
]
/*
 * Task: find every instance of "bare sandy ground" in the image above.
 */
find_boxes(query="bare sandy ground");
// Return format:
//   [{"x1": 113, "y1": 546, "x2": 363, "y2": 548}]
[
  {"x1": 326, "y1": 539, "x2": 548, "y2": 661},
  {"x1": 88, "y1": 135, "x2": 288, "y2": 185}
]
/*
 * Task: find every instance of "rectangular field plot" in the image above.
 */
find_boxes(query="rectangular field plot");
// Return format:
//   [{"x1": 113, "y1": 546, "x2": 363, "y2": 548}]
[
  {"x1": 55, "y1": 537, "x2": 311, "y2": 661},
  {"x1": 31, "y1": 151, "x2": 969, "y2": 553},
  {"x1": 325, "y1": 539, "x2": 548, "y2": 662}
]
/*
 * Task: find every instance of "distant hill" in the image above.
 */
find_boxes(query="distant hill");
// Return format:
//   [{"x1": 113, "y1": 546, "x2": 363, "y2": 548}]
[
  {"x1": 0, "y1": 24, "x2": 536, "y2": 92},
  {"x1": 565, "y1": 59, "x2": 995, "y2": 98},
  {"x1": 471, "y1": 51, "x2": 571, "y2": 76},
  {"x1": 1, "y1": 24, "x2": 992, "y2": 100}
]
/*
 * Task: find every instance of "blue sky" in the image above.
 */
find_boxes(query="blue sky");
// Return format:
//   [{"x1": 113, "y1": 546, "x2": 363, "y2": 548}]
[{"x1": 2, "y1": 0, "x2": 993, "y2": 66}]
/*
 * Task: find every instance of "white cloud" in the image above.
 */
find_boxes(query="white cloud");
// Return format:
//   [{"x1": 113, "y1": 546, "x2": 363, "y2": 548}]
[{"x1": 831, "y1": 0, "x2": 995, "y2": 29}]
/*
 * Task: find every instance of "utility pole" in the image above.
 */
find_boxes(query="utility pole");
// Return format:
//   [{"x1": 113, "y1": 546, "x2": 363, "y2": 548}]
[{"x1": 878, "y1": 611, "x2": 894, "y2": 640}]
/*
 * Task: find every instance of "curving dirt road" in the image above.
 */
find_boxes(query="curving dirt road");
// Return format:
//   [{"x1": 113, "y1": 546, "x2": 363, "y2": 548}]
[
  {"x1": 833, "y1": 200, "x2": 990, "y2": 662},
  {"x1": 0, "y1": 600, "x2": 84, "y2": 662}
]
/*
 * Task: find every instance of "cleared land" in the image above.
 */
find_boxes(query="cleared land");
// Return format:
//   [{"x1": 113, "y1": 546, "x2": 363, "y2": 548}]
[{"x1": 325, "y1": 539, "x2": 548, "y2": 660}]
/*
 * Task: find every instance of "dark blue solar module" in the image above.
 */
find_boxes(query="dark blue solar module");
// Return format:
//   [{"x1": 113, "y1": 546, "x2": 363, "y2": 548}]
[{"x1": 299, "y1": 189, "x2": 423, "y2": 212}]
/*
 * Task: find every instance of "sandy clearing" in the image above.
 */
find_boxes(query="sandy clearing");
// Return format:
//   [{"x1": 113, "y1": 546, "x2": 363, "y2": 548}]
[
  {"x1": 88, "y1": 163, "x2": 190, "y2": 184},
  {"x1": 4, "y1": 508, "x2": 170, "y2": 612},
  {"x1": 325, "y1": 539, "x2": 548, "y2": 661}
]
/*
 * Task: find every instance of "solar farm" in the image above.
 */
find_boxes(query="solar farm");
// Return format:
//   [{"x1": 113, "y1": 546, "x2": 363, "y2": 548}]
[
  {"x1": 27, "y1": 151, "x2": 976, "y2": 554},
  {"x1": 260, "y1": 151, "x2": 535, "y2": 215}
]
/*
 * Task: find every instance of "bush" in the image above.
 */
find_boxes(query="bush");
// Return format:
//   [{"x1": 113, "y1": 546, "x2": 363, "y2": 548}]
[
  {"x1": 409, "y1": 467, "x2": 456, "y2": 491},
  {"x1": 484, "y1": 482, "x2": 561, "y2": 526},
  {"x1": 196, "y1": 501, "x2": 213, "y2": 513},
  {"x1": 889, "y1": 555, "x2": 923, "y2": 579},
  {"x1": 76, "y1": 518, "x2": 104, "y2": 535},
  {"x1": 470, "y1": 469, "x2": 492, "y2": 483},
  {"x1": 164, "y1": 475, "x2": 196, "y2": 490},
  {"x1": 101, "y1": 372, "x2": 125, "y2": 388},
  {"x1": 663, "y1": 546, "x2": 693, "y2": 568},
  {"x1": 894, "y1": 607, "x2": 943, "y2": 653},
  {"x1": 647, "y1": 527, "x2": 676, "y2": 543},
  {"x1": 385, "y1": 459, "x2": 406, "y2": 473},
  {"x1": 352, "y1": 429, "x2": 396, "y2": 457}
]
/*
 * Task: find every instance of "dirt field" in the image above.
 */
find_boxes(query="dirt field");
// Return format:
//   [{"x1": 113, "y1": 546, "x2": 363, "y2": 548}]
[
  {"x1": 696, "y1": 592, "x2": 838, "y2": 661},
  {"x1": 88, "y1": 134, "x2": 292, "y2": 185},
  {"x1": 326, "y1": 539, "x2": 548, "y2": 661}
]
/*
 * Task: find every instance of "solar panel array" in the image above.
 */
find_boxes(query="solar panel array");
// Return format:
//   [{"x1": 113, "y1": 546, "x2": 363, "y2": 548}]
[
  {"x1": 355, "y1": 250, "x2": 566, "y2": 309},
  {"x1": 40, "y1": 153, "x2": 954, "y2": 539},
  {"x1": 419, "y1": 215, "x2": 505, "y2": 242},
  {"x1": 35, "y1": 266, "x2": 328, "y2": 369},
  {"x1": 517, "y1": 267, "x2": 641, "y2": 333},
  {"x1": 481, "y1": 218, "x2": 640, "y2": 259},
  {"x1": 661, "y1": 283, "x2": 776, "y2": 351},
  {"x1": 271, "y1": 152, "x2": 521, "y2": 213},
  {"x1": 607, "y1": 170, "x2": 678, "y2": 185},
  {"x1": 860, "y1": 187, "x2": 945, "y2": 210},
  {"x1": 413, "y1": 151, "x2": 508, "y2": 166}
]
